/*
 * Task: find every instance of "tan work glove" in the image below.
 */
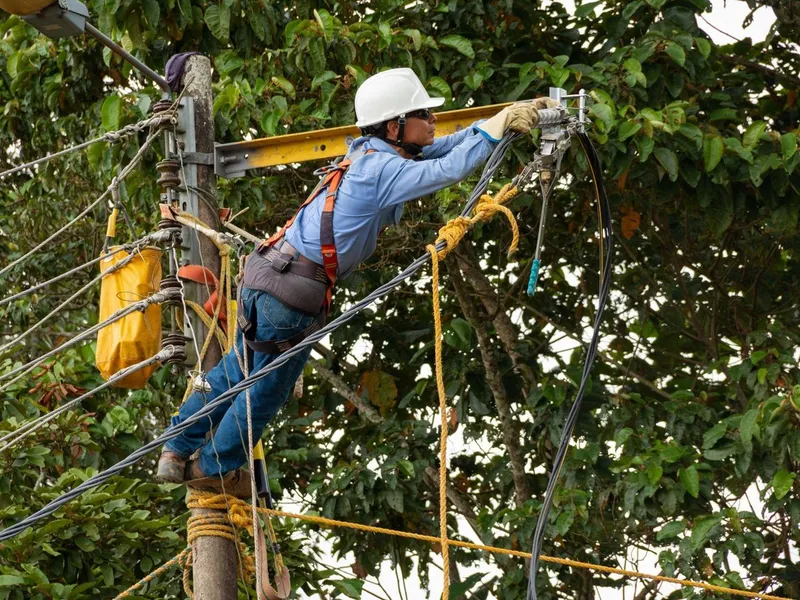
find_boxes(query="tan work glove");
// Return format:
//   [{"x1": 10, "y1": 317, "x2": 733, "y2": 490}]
[{"x1": 476, "y1": 98, "x2": 561, "y2": 141}]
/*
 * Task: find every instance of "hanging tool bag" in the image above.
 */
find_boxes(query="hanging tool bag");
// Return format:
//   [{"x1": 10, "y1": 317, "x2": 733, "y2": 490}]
[{"x1": 95, "y1": 246, "x2": 163, "y2": 389}]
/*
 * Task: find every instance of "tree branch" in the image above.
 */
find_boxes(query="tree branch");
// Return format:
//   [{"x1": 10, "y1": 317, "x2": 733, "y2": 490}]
[
  {"x1": 517, "y1": 300, "x2": 674, "y2": 403},
  {"x1": 307, "y1": 358, "x2": 383, "y2": 424},
  {"x1": 452, "y1": 244, "x2": 537, "y2": 392},
  {"x1": 719, "y1": 55, "x2": 800, "y2": 88},
  {"x1": 451, "y1": 267, "x2": 532, "y2": 507}
]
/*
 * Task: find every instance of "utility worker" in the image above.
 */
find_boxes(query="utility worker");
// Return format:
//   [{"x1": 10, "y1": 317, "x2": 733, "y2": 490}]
[{"x1": 157, "y1": 68, "x2": 557, "y2": 486}]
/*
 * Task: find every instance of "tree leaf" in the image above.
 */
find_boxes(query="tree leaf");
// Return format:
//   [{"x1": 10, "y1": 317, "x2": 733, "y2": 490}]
[
  {"x1": 781, "y1": 132, "x2": 797, "y2": 161},
  {"x1": 450, "y1": 318, "x2": 472, "y2": 345},
  {"x1": 142, "y1": 0, "x2": 159, "y2": 28},
  {"x1": 575, "y1": 1, "x2": 603, "y2": 18},
  {"x1": 691, "y1": 514, "x2": 722, "y2": 550},
  {"x1": 739, "y1": 409, "x2": 758, "y2": 444},
  {"x1": 703, "y1": 422, "x2": 727, "y2": 449},
  {"x1": 771, "y1": 470, "x2": 795, "y2": 500},
  {"x1": 439, "y1": 35, "x2": 475, "y2": 59},
  {"x1": 311, "y1": 71, "x2": 338, "y2": 91},
  {"x1": 0, "y1": 576, "x2": 27, "y2": 587},
  {"x1": 590, "y1": 103, "x2": 614, "y2": 130},
  {"x1": 205, "y1": 4, "x2": 231, "y2": 42},
  {"x1": 384, "y1": 488, "x2": 404, "y2": 512},
  {"x1": 427, "y1": 76, "x2": 452, "y2": 101},
  {"x1": 331, "y1": 578, "x2": 365, "y2": 599},
  {"x1": 405, "y1": 28, "x2": 422, "y2": 51},
  {"x1": 618, "y1": 120, "x2": 641, "y2": 141},
  {"x1": 397, "y1": 459, "x2": 415, "y2": 478},
  {"x1": 621, "y1": 207, "x2": 641, "y2": 239},
  {"x1": 709, "y1": 108, "x2": 737, "y2": 121},
  {"x1": 678, "y1": 123, "x2": 702, "y2": 149},
  {"x1": 360, "y1": 370, "x2": 398, "y2": 416},
  {"x1": 450, "y1": 572, "x2": 484, "y2": 599},
  {"x1": 703, "y1": 135, "x2": 724, "y2": 172},
  {"x1": 622, "y1": 1, "x2": 643, "y2": 19},
  {"x1": 743, "y1": 121, "x2": 766, "y2": 150},
  {"x1": 665, "y1": 42, "x2": 685, "y2": 66},
  {"x1": 647, "y1": 464, "x2": 663, "y2": 485},
  {"x1": 704, "y1": 194, "x2": 733, "y2": 237},
  {"x1": 654, "y1": 147, "x2": 679, "y2": 181},
  {"x1": 680, "y1": 465, "x2": 700, "y2": 498},
  {"x1": 101, "y1": 94, "x2": 121, "y2": 132},
  {"x1": 271, "y1": 76, "x2": 296, "y2": 99},
  {"x1": 313, "y1": 8, "x2": 334, "y2": 41},
  {"x1": 656, "y1": 520, "x2": 685, "y2": 541},
  {"x1": 695, "y1": 37, "x2": 711, "y2": 59}
]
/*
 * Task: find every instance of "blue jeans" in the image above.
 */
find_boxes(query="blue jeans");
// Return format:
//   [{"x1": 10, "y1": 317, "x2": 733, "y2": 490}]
[{"x1": 165, "y1": 287, "x2": 314, "y2": 477}]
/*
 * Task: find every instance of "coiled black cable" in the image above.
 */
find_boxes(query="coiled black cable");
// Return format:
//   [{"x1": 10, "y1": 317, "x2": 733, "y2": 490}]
[{"x1": 526, "y1": 131, "x2": 613, "y2": 600}]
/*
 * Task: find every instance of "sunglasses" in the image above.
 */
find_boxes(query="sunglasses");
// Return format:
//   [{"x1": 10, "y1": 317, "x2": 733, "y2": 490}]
[{"x1": 405, "y1": 108, "x2": 434, "y2": 121}]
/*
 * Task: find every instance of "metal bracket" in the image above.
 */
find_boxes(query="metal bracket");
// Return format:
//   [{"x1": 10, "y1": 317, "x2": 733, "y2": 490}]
[{"x1": 180, "y1": 152, "x2": 214, "y2": 166}]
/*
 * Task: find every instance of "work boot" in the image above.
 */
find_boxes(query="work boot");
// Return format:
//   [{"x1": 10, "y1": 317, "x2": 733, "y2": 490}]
[
  {"x1": 156, "y1": 450, "x2": 187, "y2": 483},
  {"x1": 185, "y1": 459, "x2": 254, "y2": 499}
]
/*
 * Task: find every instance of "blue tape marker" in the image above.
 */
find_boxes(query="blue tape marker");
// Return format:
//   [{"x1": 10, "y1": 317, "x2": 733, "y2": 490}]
[{"x1": 527, "y1": 258, "x2": 541, "y2": 296}]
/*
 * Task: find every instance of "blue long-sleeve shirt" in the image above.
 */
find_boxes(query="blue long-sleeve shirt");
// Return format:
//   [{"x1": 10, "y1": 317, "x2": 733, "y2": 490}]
[{"x1": 283, "y1": 122, "x2": 496, "y2": 279}]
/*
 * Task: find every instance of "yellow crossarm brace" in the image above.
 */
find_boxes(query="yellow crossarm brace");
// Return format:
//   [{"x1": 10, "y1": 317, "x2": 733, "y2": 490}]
[{"x1": 214, "y1": 102, "x2": 511, "y2": 178}]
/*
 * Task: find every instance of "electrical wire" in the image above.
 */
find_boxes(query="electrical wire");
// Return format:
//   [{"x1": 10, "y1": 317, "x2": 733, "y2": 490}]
[
  {"x1": 0, "y1": 249, "x2": 139, "y2": 357},
  {"x1": 0, "y1": 133, "x2": 519, "y2": 542},
  {"x1": 525, "y1": 131, "x2": 613, "y2": 600},
  {"x1": 0, "y1": 117, "x2": 171, "y2": 279},
  {"x1": 0, "y1": 286, "x2": 178, "y2": 393},
  {"x1": 0, "y1": 246, "x2": 126, "y2": 307},
  {"x1": 0, "y1": 112, "x2": 173, "y2": 181},
  {"x1": 0, "y1": 346, "x2": 177, "y2": 454}
]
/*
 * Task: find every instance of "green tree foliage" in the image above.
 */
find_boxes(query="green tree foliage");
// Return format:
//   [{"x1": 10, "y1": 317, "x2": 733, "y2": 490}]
[{"x1": 1, "y1": 0, "x2": 798, "y2": 598}]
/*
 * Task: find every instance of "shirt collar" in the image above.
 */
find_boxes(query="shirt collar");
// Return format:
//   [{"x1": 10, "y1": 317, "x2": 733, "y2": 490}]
[{"x1": 346, "y1": 135, "x2": 401, "y2": 159}]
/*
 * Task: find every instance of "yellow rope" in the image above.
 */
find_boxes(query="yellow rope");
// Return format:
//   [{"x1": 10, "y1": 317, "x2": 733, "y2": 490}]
[
  {"x1": 180, "y1": 252, "x2": 232, "y2": 404},
  {"x1": 429, "y1": 183, "x2": 520, "y2": 263},
  {"x1": 134, "y1": 199, "x2": 789, "y2": 600},
  {"x1": 423, "y1": 182, "x2": 521, "y2": 599},
  {"x1": 184, "y1": 493, "x2": 790, "y2": 600},
  {"x1": 112, "y1": 547, "x2": 190, "y2": 599},
  {"x1": 427, "y1": 243, "x2": 451, "y2": 598}
]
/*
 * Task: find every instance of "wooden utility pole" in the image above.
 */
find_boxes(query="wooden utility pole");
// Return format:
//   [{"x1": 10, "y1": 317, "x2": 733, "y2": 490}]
[
  {"x1": 178, "y1": 55, "x2": 237, "y2": 600},
  {"x1": 179, "y1": 55, "x2": 223, "y2": 367}
]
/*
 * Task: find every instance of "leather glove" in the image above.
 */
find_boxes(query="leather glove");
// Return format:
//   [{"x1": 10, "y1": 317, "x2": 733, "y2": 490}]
[{"x1": 476, "y1": 98, "x2": 561, "y2": 141}]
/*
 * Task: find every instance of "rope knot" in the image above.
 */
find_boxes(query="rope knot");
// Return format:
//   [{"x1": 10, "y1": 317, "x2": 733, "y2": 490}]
[{"x1": 429, "y1": 184, "x2": 520, "y2": 262}]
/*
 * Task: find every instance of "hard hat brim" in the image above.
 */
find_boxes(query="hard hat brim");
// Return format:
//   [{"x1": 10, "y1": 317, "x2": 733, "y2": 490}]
[{"x1": 356, "y1": 96, "x2": 446, "y2": 128}]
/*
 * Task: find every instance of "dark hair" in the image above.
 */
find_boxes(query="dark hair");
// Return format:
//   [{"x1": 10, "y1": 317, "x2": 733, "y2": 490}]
[{"x1": 360, "y1": 120, "x2": 391, "y2": 139}]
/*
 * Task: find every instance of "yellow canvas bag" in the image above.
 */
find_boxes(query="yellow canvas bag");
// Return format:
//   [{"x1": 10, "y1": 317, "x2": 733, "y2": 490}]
[{"x1": 95, "y1": 246, "x2": 163, "y2": 389}]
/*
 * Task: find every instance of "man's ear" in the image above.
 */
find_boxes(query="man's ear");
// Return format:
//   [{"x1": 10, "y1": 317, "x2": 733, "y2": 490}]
[{"x1": 386, "y1": 120, "x2": 399, "y2": 139}]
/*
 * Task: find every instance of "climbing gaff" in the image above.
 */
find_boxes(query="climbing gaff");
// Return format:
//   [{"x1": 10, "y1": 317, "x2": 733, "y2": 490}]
[{"x1": 513, "y1": 88, "x2": 590, "y2": 296}]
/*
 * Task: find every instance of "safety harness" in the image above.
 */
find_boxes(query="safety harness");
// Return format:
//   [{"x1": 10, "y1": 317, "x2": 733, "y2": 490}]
[{"x1": 237, "y1": 151, "x2": 375, "y2": 355}]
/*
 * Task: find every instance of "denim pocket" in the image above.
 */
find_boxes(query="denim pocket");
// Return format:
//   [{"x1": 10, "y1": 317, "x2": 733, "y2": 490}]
[{"x1": 262, "y1": 294, "x2": 308, "y2": 331}]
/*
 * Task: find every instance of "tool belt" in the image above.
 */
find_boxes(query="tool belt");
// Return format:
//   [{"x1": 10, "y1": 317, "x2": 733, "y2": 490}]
[{"x1": 238, "y1": 241, "x2": 329, "y2": 354}]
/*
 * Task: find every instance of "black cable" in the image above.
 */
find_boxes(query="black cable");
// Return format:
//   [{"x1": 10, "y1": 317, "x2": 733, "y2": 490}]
[
  {"x1": 0, "y1": 134, "x2": 520, "y2": 542},
  {"x1": 526, "y1": 131, "x2": 613, "y2": 600}
]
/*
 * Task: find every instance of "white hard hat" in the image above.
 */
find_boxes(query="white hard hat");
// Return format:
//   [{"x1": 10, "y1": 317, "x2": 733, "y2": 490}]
[{"x1": 355, "y1": 68, "x2": 445, "y2": 128}]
